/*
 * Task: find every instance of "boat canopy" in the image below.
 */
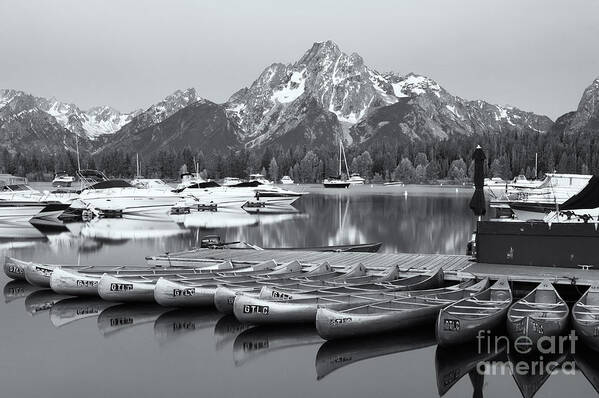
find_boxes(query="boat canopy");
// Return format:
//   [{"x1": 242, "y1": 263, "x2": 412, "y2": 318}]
[
  {"x1": 231, "y1": 181, "x2": 262, "y2": 188},
  {"x1": 89, "y1": 180, "x2": 133, "y2": 189},
  {"x1": 560, "y1": 176, "x2": 599, "y2": 210},
  {"x1": 172, "y1": 180, "x2": 221, "y2": 193}
]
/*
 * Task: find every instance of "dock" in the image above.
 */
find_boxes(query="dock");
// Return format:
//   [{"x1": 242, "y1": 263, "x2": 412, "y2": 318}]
[{"x1": 174, "y1": 248, "x2": 599, "y2": 287}]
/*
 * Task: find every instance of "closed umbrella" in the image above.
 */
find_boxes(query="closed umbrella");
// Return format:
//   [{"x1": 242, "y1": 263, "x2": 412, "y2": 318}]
[{"x1": 469, "y1": 145, "x2": 486, "y2": 217}]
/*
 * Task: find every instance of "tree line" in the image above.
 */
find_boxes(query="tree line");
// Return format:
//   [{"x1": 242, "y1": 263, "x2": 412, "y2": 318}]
[{"x1": 0, "y1": 129, "x2": 594, "y2": 183}]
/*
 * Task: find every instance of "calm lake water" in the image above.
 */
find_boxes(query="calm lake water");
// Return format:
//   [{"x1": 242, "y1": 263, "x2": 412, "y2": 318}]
[{"x1": 0, "y1": 185, "x2": 596, "y2": 398}]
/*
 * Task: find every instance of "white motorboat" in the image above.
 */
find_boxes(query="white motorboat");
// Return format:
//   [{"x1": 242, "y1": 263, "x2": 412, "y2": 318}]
[
  {"x1": 52, "y1": 172, "x2": 76, "y2": 187},
  {"x1": 131, "y1": 178, "x2": 173, "y2": 191},
  {"x1": 75, "y1": 170, "x2": 182, "y2": 215},
  {"x1": 222, "y1": 177, "x2": 244, "y2": 186},
  {"x1": 249, "y1": 174, "x2": 273, "y2": 185},
  {"x1": 348, "y1": 173, "x2": 366, "y2": 185},
  {"x1": 280, "y1": 176, "x2": 294, "y2": 185},
  {"x1": 323, "y1": 140, "x2": 351, "y2": 188},
  {"x1": 493, "y1": 173, "x2": 593, "y2": 220},
  {"x1": 176, "y1": 173, "x2": 205, "y2": 190},
  {"x1": 177, "y1": 180, "x2": 303, "y2": 209},
  {"x1": 0, "y1": 182, "x2": 44, "y2": 202},
  {"x1": 0, "y1": 201, "x2": 46, "y2": 222}
]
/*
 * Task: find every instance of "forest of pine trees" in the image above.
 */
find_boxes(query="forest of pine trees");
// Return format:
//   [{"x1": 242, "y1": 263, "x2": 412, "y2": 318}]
[{"x1": 0, "y1": 129, "x2": 595, "y2": 183}]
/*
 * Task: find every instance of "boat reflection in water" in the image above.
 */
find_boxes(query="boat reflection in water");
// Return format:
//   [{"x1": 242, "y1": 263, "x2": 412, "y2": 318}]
[
  {"x1": 49, "y1": 297, "x2": 117, "y2": 328},
  {"x1": 3, "y1": 280, "x2": 42, "y2": 303},
  {"x1": 173, "y1": 208, "x2": 305, "y2": 229},
  {"x1": 233, "y1": 325, "x2": 323, "y2": 367},
  {"x1": 575, "y1": 345, "x2": 599, "y2": 394},
  {"x1": 69, "y1": 214, "x2": 190, "y2": 241},
  {"x1": 97, "y1": 303, "x2": 170, "y2": 337},
  {"x1": 435, "y1": 339, "x2": 507, "y2": 397},
  {"x1": 315, "y1": 327, "x2": 436, "y2": 380},
  {"x1": 213, "y1": 315, "x2": 253, "y2": 351},
  {"x1": 507, "y1": 349, "x2": 569, "y2": 398},
  {"x1": 153, "y1": 308, "x2": 223, "y2": 344},
  {"x1": 24, "y1": 290, "x2": 69, "y2": 316}
]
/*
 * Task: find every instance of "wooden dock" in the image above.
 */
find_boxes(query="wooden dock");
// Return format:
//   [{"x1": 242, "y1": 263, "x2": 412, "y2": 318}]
[{"x1": 177, "y1": 248, "x2": 599, "y2": 287}]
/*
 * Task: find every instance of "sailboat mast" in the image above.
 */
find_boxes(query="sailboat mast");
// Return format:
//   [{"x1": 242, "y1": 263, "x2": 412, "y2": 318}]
[
  {"x1": 136, "y1": 153, "x2": 140, "y2": 177},
  {"x1": 75, "y1": 134, "x2": 81, "y2": 172},
  {"x1": 341, "y1": 142, "x2": 350, "y2": 178},
  {"x1": 535, "y1": 153, "x2": 538, "y2": 179},
  {"x1": 338, "y1": 140, "x2": 342, "y2": 176}
]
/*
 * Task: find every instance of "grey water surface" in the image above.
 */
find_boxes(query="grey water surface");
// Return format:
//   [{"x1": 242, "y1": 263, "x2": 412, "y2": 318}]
[{"x1": 0, "y1": 186, "x2": 594, "y2": 398}]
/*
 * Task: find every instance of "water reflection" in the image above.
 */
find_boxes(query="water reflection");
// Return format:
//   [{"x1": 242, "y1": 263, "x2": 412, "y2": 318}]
[
  {"x1": 435, "y1": 340, "x2": 507, "y2": 396},
  {"x1": 3, "y1": 280, "x2": 42, "y2": 303},
  {"x1": 153, "y1": 308, "x2": 223, "y2": 344},
  {"x1": 575, "y1": 347, "x2": 599, "y2": 394},
  {"x1": 316, "y1": 328, "x2": 436, "y2": 380},
  {"x1": 213, "y1": 315, "x2": 253, "y2": 351},
  {"x1": 97, "y1": 304, "x2": 170, "y2": 337},
  {"x1": 49, "y1": 297, "x2": 117, "y2": 328},
  {"x1": 508, "y1": 350, "x2": 570, "y2": 398},
  {"x1": 24, "y1": 290, "x2": 69, "y2": 316},
  {"x1": 233, "y1": 325, "x2": 323, "y2": 367}
]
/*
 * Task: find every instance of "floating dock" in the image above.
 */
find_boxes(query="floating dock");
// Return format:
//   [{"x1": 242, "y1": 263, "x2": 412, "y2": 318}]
[{"x1": 175, "y1": 248, "x2": 599, "y2": 287}]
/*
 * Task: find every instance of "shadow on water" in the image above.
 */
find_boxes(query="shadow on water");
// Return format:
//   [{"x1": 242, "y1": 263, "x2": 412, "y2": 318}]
[{"x1": 315, "y1": 327, "x2": 437, "y2": 380}]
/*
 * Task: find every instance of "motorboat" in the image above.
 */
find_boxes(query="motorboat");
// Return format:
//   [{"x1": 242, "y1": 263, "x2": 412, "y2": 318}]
[
  {"x1": 74, "y1": 170, "x2": 183, "y2": 215},
  {"x1": 490, "y1": 173, "x2": 592, "y2": 220},
  {"x1": 249, "y1": 174, "x2": 272, "y2": 185},
  {"x1": 0, "y1": 200, "x2": 46, "y2": 222},
  {"x1": 222, "y1": 177, "x2": 244, "y2": 186},
  {"x1": 280, "y1": 176, "x2": 294, "y2": 185},
  {"x1": 348, "y1": 173, "x2": 366, "y2": 185},
  {"x1": 131, "y1": 178, "x2": 173, "y2": 191},
  {"x1": 176, "y1": 173, "x2": 205, "y2": 190},
  {"x1": 177, "y1": 180, "x2": 303, "y2": 209},
  {"x1": 0, "y1": 182, "x2": 44, "y2": 202},
  {"x1": 323, "y1": 140, "x2": 351, "y2": 188},
  {"x1": 52, "y1": 172, "x2": 76, "y2": 187},
  {"x1": 483, "y1": 177, "x2": 507, "y2": 198}
]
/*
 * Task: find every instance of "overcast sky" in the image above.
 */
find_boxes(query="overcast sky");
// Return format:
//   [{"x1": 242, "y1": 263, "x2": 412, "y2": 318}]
[{"x1": 1, "y1": 0, "x2": 598, "y2": 119}]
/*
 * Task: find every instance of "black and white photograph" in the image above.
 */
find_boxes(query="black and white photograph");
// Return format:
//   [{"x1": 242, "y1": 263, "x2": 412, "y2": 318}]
[{"x1": 1, "y1": 1, "x2": 599, "y2": 397}]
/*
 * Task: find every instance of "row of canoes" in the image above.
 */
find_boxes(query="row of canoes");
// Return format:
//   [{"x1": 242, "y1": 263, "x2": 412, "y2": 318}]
[
  {"x1": 4, "y1": 255, "x2": 599, "y2": 347},
  {"x1": 8, "y1": 288, "x2": 596, "y2": 396}
]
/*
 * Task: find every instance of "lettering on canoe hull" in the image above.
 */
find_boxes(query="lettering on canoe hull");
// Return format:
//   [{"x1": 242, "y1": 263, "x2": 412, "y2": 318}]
[
  {"x1": 329, "y1": 317, "x2": 352, "y2": 326},
  {"x1": 110, "y1": 283, "x2": 133, "y2": 292},
  {"x1": 76, "y1": 280, "x2": 98, "y2": 287},
  {"x1": 243, "y1": 305, "x2": 269, "y2": 315},
  {"x1": 110, "y1": 318, "x2": 134, "y2": 327},
  {"x1": 270, "y1": 290, "x2": 293, "y2": 300},
  {"x1": 8, "y1": 266, "x2": 24, "y2": 274},
  {"x1": 35, "y1": 266, "x2": 53, "y2": 276},
  {"x1": 443, "y1": 319, "x2": 460, "y2": 332},
  {"x1": 173, "y1": 288, "x2": 195, "y2": 297}
]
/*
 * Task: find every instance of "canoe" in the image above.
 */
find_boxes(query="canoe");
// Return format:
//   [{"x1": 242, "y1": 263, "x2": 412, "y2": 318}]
[
  {"x1": 435, "y1": 339, "x2": 507, "y2": 396},
  {"x1": 231, "y1": 269, "x2": 447, "y2": 324},
  {"x1": 49, "y1": 259, "x2": 277, "y2": 296},
  {"x1": 154, "y1": 262, "x2": 365, "y2": 307},
  {"x1": 506, "y1": 280, "x2": 569, "y2": 349},
  {"x1": 257, "y1": 266, "x2": 444, "y2": 301},
  {"x1": 3, "y1": 257, "x2": 29, "y2": 280},
  {"x1": 572, "y1": 283, "x2": 599, "y2": 351},
  {"x1": 316, "y1": 328, "x2": 436, "y2": 380},
  {"x1": 233, "y1": 325, "x2": 323, "y2": 367},
  {"x1": 98, "y1": 260, "x2": 305, "y2": 303},
  {"x1": 213, "y1": 264, "x2": 409, "y2": 314},
  {"x1": 153, "y1": 309, "x2": 223, "y2": 344},
  {"x1": 145, "y1": 242, "x2": 383, "y2": 266},
  {"x1": 22, "y1": 257, "x2": 257, "y2": 288},
  {"x1": 315, "y1": 278, "x2": 490, "y2": 340},
  {"x1": 436, "y1": 277, "x2": 512, "y2": 346}
]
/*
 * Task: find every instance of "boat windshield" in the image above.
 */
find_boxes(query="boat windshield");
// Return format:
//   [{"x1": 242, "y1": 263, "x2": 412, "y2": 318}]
[
  {"x1": 1, "y1": 184, "x2": 33, "y2": 192},
  {"x1": 89, "y1": 180, "x2": 133, "y2": 189}
]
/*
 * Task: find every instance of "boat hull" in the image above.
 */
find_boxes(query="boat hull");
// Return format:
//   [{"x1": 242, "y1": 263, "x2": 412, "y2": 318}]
[
  {"x1": 23, "y1": 262, "x2": 56, "y2": 287},
  {"x1": 507, "y1": 315, "x2": 568, "y2": 348},
  {"x1": 97, "y1": 274, "x2": 157, "y2": 302},
  {"x1": 50, "y1": 268, "x2": 101, "y2": 296},
  {"x1": 3, "y1": 257, "x2": 28, "y2": 280},
  {"x1": 154, "y1": 278, "x2": 217, "y2": 307}
]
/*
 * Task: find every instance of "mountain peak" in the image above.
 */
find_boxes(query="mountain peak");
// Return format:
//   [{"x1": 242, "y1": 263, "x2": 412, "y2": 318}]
[{"x1": 298, "y1": 40, "x2": 342, "y2": 66}]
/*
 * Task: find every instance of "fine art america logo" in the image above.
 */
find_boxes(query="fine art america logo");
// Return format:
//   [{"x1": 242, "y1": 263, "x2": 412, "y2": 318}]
[{"x1": 475, "y1": 330, "x2": 578, "y2": 376}]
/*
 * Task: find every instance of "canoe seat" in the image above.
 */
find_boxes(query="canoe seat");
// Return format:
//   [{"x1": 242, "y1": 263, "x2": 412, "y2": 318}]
[
  {"x1": 490, "y1": 290, "x2": 510, "y2": 301},
  {"x1": 534, "y1": 289, "x2": 557, "y2": 304},
  {"x1": 587, "y1": 293, "x2": 599, "y2": 306}
]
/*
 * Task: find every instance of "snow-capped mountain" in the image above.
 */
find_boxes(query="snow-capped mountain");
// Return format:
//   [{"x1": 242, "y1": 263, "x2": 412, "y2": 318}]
[
  {"x1": 226, "y1": 41, "x2": 552, "y2": 148},
  {"x1": 0, "y1": 89, "x2": 138, "y2": 140}
]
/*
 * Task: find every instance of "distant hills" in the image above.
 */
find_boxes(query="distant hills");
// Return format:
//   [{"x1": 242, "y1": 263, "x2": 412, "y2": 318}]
[{"x1": 1, "y1": 40, "x2": 597, "y2": 167}]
